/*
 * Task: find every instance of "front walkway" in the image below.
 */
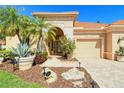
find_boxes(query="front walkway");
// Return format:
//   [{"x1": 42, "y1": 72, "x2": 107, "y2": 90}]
[{"x1": 40, "y1": 57, "x2": 124, "y2": 88}]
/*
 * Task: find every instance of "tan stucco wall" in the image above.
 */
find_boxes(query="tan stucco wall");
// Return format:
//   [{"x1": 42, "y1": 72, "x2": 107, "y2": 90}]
[
  {"x1": 74, "y1": 34, "x2": 100, "y2": 39},
  {"x1": 112, "y1": 32, "x2": 124, "y2": 60},
  {"x1": 74, "y1": 31, "x2": 106, "y2": 59},
  {"x1": 6, "y1": 36, "x2": 20, "y2": 49},
  {"x1": 6, "y1": 35, "x2": 38, "y2": 50},
  {"x1": 47, "y1": 20, "x2": 74, "y2": 40},
  {"x1": 105, "y1": 31, "x2": 112, "y2": 60}
]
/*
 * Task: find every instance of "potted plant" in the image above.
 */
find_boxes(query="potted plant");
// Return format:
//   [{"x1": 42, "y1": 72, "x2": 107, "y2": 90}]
[
  {"x1": 116, "y1": 47, "x2": 124, "y2": 62},
  {"x1": 11, "y1": 43, "x2": 35, "y2": 70},
  {"x1": 60, "y1": 36, "x2": 76, "y2": 60}
]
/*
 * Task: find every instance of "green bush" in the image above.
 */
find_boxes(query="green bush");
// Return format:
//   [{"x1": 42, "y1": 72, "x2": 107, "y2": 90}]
[
  {"x1": 116, "y1": 47, "x2": 124, "y2": 56},
  {"x1": 60, "y1": 36, "x2": 76, "y2": 57},
  {"x1": 42, "y1": 52, "x2": 48, "y2": 59},
  {"x1": 0, "y1": 50, "x2": 13, "y2": 58}
]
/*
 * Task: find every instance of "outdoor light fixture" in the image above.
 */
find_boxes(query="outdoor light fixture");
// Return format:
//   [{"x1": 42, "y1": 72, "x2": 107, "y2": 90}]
[
  {"x1": 78, "y1": 62, "x2": 81, "y2": 69},
  {"x1": 43, "y1": 67, "x2": 46, "y2": 74},
  {"x1": 42, "y1": 67, "x2": 52, "y2": 80},
  {"x1": 43, "y1": 66, "x2": 46, "y2": 80}
]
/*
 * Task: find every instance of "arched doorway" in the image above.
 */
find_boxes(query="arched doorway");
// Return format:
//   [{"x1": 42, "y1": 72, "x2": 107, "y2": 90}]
[{"x1": 48, "y1": 27, "x2": 64, "y2": 55}]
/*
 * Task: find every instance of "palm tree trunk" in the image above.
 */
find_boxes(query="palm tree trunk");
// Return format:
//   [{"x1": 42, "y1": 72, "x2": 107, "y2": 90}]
[
  {"x1": 16, "y1": 29, "x2": 22, "y2": 44},
  {"x1": 43, "y1": 40, "x2": 50, "y2": 56},
  {"x1": 37, "y1": 34, "x2": 41, "y2": 49},
  {"x1": 37, "y1": 36, "x2": 50, "y2": 56}
]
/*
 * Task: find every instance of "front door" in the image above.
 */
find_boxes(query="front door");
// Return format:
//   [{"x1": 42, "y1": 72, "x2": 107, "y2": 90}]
[{"x1": 48, "y1": 40, "x2": 62, "y2": 55}]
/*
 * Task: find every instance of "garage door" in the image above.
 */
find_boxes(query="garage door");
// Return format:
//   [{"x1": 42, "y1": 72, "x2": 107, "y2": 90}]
[{"x1": 75, "y1": 39, "x2": 101, "y2": 58}]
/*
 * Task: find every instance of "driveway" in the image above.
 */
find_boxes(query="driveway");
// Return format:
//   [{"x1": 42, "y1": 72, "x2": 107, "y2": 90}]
[
  {"x1": 40, "y1": 57, "x2": 124, "y2": 88},
  {"x1": 78, "y1": 58, "x2": 124, "y2": 88}
]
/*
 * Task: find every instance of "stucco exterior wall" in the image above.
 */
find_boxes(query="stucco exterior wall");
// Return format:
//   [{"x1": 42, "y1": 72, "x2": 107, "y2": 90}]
[
  {"x1": 74, "y1": 34, "x2": 100, "y2": 39},
  {"x1": 6, "y1": 36, "x2": 20, "y2": 49},
  {"x1": 105, "y1": 31, "x2": 112, "y2": 60},
  {"x1": 74, "y1": 31, "x2": 106, "y2": 59},
  {"x1": 112, "y1": 31, "x2": 124, "y2": 60},
  {"x1": 47, "y1": 20, "x2": 74, "y2": 39},
  {"x1": 6, "y1": 35, "x2": 38, "y2": 50}
]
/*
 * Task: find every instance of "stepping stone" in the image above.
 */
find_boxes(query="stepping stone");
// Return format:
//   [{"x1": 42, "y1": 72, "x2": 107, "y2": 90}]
[
  {"x1": 61, "y1": 67, "x2": 84, "y2": 80},
  {"x1": 72, "y1": 81, "x2": 83, "y2": 88}
]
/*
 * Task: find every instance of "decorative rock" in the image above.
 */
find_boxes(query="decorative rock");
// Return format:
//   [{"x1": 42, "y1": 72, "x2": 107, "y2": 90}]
[
  {"x1": 61, "y1": 67, "x2": 84, "y2": 80},
  {"x1": 72, "y1": 81, "x2": 83, "y2": 88},
  {"x1": 41, "y1": 68, "x2": 57, "y2": 83}
]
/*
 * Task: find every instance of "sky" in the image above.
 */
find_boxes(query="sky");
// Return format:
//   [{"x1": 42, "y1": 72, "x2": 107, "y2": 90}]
[{"x1": 12, "y1": 5, "x2": 124, "y2": 24}]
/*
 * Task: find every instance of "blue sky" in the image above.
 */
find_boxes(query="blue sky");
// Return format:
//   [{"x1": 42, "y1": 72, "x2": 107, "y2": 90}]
[{"x1": 13, "y1": 5, "x2": 124, "y2": 24}]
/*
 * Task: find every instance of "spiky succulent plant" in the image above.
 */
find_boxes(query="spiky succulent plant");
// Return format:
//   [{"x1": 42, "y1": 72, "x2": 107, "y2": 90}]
[{"x1": 11, "y1": 43, "x2": 31, "y2": 57}]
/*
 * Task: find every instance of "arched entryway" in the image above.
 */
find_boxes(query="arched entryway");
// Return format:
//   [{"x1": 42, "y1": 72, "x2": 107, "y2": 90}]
[{"x1": 48, "y1": 27, "x2": 64, "y2": 55}]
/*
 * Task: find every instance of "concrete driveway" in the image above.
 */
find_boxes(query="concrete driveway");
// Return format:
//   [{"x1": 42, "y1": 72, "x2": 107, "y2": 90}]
[{"x1": 78, "y1": 58, "x2": 124, "y2": 88}]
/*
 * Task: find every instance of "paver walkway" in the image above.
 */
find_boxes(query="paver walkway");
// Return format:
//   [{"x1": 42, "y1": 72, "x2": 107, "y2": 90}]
[
  {"x1": 40, "y1": 57, "x2": 79, "y2": 67},
  {"x1": 40, "y1": 57, "x2": 124, "y2": 88},
  {"x1": 78, "y1": 58, "x2": 124, "y2": 88}
]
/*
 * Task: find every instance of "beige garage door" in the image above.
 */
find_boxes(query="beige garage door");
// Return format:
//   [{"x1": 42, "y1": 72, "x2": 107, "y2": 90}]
[{"x1": 76, "y1": 39, "x2": 101, "y2": 58}]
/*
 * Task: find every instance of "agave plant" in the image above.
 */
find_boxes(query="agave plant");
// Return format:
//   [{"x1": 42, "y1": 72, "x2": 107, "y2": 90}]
[{"x1": 11, "y1": 43, "x2": 31, "y2": 57}]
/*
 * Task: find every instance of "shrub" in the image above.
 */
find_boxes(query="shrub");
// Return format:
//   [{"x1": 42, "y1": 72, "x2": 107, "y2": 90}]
[
  {"x1": 42, "y1": 52, "x2": 48, "y2": 59},
  {"x1": 34, "y1": 52, "x2": 48, "y2": 65},
  {"x1": 0, "y1": 50, "x2": 13, "y2": 58},
  {"x1": 60, "y1": 36, "x2": 76, "y2": 58},
  {"x1": 116, "y1": 47, "x2": 124, "y2": 56}
]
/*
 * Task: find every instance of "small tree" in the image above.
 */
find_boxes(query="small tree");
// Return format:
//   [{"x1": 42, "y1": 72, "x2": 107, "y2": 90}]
[{"x1": 60, "y1": 36, "x2": 76, "y2": 59}]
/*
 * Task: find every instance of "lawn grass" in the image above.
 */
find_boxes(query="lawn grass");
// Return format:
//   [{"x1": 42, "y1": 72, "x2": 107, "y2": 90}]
[{"x1": 0, "y1": 70, "x2": 43, "y2": 88}]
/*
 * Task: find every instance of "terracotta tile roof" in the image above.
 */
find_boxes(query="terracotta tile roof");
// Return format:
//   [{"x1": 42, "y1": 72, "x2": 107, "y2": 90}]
[
  {"x1": 112, "y1": 20, "x2": 124, "y2": 25},
  {"x1": 74, "y1": 22, "x2": 108, "y2": 28}
]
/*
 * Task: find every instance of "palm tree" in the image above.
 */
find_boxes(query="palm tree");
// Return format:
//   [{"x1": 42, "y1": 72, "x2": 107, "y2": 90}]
[
  {"x1": 0, "y1": 6, "x2": 22, "y2": 42},
  {"x1": 35, "y1": 17, "x2": 56, "y2": 56},
  {"x1": 17, "y1": 15, "x2": 38, "y2": 46},
  {"x1": 0, "y1": 6, "x2": 37, "y2": 46},
  {"x1": 0, "y1": 6, "x2": 56, "y2": 56}
]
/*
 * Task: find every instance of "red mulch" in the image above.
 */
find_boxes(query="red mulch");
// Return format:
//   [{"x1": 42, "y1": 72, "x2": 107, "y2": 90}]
[{"x1": 0, "y1": 63, "x2": 99, "y2": 88}]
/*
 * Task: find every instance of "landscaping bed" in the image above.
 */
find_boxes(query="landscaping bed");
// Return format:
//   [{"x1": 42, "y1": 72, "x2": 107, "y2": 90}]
[
  {"x1": 0, "y1": 63, "x2": 99, "y2": 88},
  {"x1": 0, "y1": 70, "x2": 41, "y2": 88}
]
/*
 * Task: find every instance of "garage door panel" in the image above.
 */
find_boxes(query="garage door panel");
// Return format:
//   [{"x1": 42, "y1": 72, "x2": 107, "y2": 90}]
[{"x1": 76, "y1": 39, "x2": 101, "y2": 58}]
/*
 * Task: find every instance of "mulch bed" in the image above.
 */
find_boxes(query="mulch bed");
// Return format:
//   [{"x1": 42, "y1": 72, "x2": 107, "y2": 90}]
[{"x1": 0, "y1": 63, "x2": 99, "y2": 88}]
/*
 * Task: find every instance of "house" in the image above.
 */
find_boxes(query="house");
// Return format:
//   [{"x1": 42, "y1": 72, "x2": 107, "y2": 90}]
[{"x1": 6, "y1": 12, "x2": 124, "y2": 60}]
